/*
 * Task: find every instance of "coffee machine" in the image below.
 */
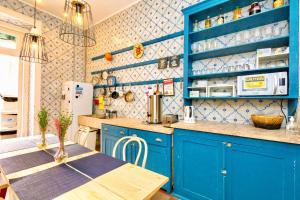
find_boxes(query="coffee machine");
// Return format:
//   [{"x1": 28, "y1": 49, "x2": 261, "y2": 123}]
[{"x1": 147, "y1": 94, "x2": 162, "y2": 124}]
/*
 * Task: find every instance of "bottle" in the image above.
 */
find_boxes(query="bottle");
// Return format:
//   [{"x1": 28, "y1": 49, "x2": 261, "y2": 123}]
[
  {"x1": 205, "y1": 16, "x2": 212, "y2": 28},
  {"x1": 286, "y1": 116, "x2": 298, "y2": 133},
  {"x1": 233, "y1": 6, "x2": 242, "y2": 20},
  {"x1": 273, "y1": 0, "x2": 284, "y2": 8},
  {"x1": 193, "y1": 20, "x2": 199, "y2": 32}
]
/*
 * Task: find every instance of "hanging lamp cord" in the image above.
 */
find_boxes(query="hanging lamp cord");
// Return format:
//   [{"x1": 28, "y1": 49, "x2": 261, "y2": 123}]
[{"x1": 33, "y1": 0, "x2": 37, "y2": 28}]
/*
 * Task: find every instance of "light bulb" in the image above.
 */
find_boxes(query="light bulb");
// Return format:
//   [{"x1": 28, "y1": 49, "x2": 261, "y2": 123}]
[
  {"x1": 31, "y1": 35, "x2": 38, "y2": 51},
  {"x1": 75, "y1": 13, "x2": 83, "y2": 25}
]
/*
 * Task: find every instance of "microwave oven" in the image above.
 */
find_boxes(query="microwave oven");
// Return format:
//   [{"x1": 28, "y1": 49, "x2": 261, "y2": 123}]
[{"x1": 237, "y1": 72, "x2": 288, "y2": 96}]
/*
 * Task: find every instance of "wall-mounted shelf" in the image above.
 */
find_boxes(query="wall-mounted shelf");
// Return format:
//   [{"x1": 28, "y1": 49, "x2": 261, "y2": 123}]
[
  {"x1": 189, "y1": 66, "x2": 289, "y2": 80},
  {"x1": 185, "y1": 96, "x2": 296, "y2": 100},
  {"x1": 189, "y1": 5, "x2": 289, "y2": 42},
  {"x1": 190, "y1": 36, "x2": 289, "y2": 61},
  {"x1": 182, "y1": 0, "x2": 299, "y2": 116}
]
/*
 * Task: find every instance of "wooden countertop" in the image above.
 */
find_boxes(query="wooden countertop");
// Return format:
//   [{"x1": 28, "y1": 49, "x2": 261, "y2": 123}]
[
  {"x1": 78, "y1": 115, "x2": 173, "y2": 135},
  {"x1": 171, "y1": 121, "x2": 300, "y2": 145}
]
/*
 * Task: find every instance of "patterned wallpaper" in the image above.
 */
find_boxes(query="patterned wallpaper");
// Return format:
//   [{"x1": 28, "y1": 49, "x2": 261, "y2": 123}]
[
  {"x1": 1, "y1": 0, "x2": 85, "y2": 133},
  {"x1": 87, "y1": 0, "x2": 289, "y2": 126}
]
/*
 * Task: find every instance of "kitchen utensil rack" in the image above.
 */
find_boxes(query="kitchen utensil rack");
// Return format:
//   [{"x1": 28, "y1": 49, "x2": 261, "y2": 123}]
[{"x1": 182, "y1": 0, "x2": 299, "y2": 115}]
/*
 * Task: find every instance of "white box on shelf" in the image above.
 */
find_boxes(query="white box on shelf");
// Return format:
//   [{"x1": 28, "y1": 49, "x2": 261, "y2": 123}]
[
  {"x1": 208, "y1": 84, "x2": 236, "y2": 97},
  {"x1": 256, "y1": 47, "x2": 289, "y2": 69},
  {"x1": 189, "y1": 91, "x2": 200, "y2": 98}
]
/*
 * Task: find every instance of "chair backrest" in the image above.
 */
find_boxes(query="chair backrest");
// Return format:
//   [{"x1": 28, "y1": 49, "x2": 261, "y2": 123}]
[
  {"x1": 112, "y1": 136, "x2": 148, "y2": 168},
  {"x1": 75, "y1": 126, "x2": 91, "y2": 146}
]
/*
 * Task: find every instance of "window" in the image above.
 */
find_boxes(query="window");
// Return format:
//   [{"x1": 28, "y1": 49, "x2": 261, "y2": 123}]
[
  {"x1": 0, "y1": 54, "x2": 19, "y2": 97},
  {"x1": 0, "y1": 32, "x2": 17, "y2": 49}
]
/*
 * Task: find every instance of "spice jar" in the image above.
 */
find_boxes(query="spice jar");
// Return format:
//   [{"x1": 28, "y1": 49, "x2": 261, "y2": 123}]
[
  {"x1": 233, "y1": 6, "x2": 242, "y2": 20},
  {"x1": 205, "y1": 16, "x2": 212, "y2": 28},
  {"x1": 273, "y1": 0, "x2": 284, "y2": 8},
  {"x1": 249, "y1": 2, "x2": 261, "y2": 15}
]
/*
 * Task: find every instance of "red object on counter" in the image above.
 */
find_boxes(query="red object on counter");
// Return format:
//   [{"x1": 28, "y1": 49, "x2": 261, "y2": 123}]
[{"x1": 94, "y1": 99, "x2": 99, "y2": 105}]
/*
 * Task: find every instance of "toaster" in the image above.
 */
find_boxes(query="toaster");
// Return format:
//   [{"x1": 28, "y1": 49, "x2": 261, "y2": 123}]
[{"x1": 162, "y1": 114, "x2": 179, "y2": 127}]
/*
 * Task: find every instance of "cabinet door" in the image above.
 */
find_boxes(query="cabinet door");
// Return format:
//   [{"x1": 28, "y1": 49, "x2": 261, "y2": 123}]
[
  {"x1": 225, "y1": 142, "x2": 296, "y2": 200},
  {"x1": 129, "y1": 129, "x2": 172, "y2": 192},
  {"x1": 101, "y1": 124, "x2": 128, "y2": 160},
  {"x1": 174, "y1": 130, "x2": 224, "y2": 200}
]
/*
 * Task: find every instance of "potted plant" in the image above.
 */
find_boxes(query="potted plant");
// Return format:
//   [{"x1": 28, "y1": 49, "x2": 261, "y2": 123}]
[
  {"x1": 37, "y1": 107, "x2": 49, "y2": 149},
  {"x1": 54, "y1": 113, "x2": 72, "y2": 162}
]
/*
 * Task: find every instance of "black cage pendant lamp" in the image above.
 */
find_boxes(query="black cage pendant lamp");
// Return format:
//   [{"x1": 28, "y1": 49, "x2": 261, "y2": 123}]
[
  {"x1": 59, "y1": 0, "x2": 96, "y2": 47},
  {"x1": 19, "y1": 0, "x2": 48, "y2": 64}
]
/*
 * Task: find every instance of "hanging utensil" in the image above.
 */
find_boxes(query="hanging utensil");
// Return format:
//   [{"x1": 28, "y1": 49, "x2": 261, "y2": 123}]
[
  {"x1": 124, "y1": 84, "x2": 134, "y2": 102},
  {"x1": 111, "y1": 86, "x2": 119, "y2": 99}
]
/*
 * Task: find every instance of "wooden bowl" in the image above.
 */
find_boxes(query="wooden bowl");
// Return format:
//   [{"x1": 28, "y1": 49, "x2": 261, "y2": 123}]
[{"x1": 251, "y1": 114, "x2": 284, "y2": 130}]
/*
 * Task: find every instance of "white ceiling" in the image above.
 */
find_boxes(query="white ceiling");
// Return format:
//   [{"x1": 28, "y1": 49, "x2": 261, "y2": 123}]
[{"x1": 20, "y1": 0, "x2": 140, "y2": 25}]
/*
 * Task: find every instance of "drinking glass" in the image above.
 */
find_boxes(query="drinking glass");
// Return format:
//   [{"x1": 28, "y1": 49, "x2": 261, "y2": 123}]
[
  {"x1": 263, "y1": 26, "x2": 273, "y2": 38},
  {"x1": 236, "y1": 32, "x2": 244, "y2": 45},
  {"x1": 191, "y1": 43, "x2": 198, "y2": 53},
  {"x1": 252, "y1": 28, "x2": 262, "y2": 42},
  {"x1": 273, "y1": 24, "x2": 281, "y2": 37}
]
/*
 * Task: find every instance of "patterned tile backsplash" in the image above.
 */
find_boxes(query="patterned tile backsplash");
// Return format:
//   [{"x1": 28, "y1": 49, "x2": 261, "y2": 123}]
[
  {"x1": 1, "y1": 0, "x2": 85, "y2": 133},
  {"x1": 87, "y1": 0, "x2": 291, "y2": 126}
]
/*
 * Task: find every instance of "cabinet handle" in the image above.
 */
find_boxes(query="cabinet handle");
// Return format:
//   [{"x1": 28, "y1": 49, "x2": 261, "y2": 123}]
[
  {"x1": 132, "y1": 134, "x2": 137, "y2": 137},
  {"x1": 120, "y1": 131, "x2": 125, "y2": 135},
  {"x1": 104, "y1": 128, "x2": 108, "y2": 131},
  {"x1": 155, "y1": 138, "x2": 162, "y2": 142},
  {"x1": 223, "y1": 142, "x2": 232, "y2": 148},
  {"x1": 221, "y1": 170, "x2": 227, "y2": 176},
  {"x1": 226, "y1": 143, "x2": 232, "y2": 148}
]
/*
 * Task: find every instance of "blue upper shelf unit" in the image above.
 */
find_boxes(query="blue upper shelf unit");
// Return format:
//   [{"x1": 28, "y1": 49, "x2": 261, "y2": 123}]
[
  {"x1": 189, "y1": 5, "x2": 289, "y2": 42},
  {"x1": 182, "y1": 0, "x2": 299, "y2": 115}
]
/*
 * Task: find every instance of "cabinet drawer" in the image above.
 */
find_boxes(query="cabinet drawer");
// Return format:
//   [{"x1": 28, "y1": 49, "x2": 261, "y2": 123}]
[
  {"x1": 129, "y1": 129, "x2": 170, "y2": 147},
  {"x1": 102, "y1": 124, "x2": 128, "y2": 137}
]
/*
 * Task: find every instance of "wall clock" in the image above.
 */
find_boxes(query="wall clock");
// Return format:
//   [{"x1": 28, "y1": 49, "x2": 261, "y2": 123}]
[{"x1": 133, "y1": 43, "x2": 144, "y2": 59}]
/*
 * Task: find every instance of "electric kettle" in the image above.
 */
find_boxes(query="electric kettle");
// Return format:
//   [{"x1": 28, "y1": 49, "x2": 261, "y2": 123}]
[{"x1": 184, "y1": 106, "x2": 195, "y2": 123}]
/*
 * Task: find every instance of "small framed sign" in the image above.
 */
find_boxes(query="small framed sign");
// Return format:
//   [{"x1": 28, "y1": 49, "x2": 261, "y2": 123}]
[
  {"x1": 169, "y1": 55, "x2": 180, "y2": 68},
  {"x1": 158, "y1": 57, "x2": 169, "y2": 69},
  {"x1": 163, "y1": 79, "x2": 175, "y2": 96}
]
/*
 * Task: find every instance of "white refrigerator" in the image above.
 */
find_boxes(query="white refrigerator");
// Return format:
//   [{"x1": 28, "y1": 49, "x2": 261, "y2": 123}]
[{"x1": 61, "y1": 81, "x2": 93, "y2": 141}]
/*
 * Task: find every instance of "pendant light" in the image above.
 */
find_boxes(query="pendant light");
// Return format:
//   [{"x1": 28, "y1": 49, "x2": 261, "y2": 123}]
[
  {"x1": 19, "y1": 0, "x2": 48, "y2": 64},
  {"x1": 59, "y1": 0, "x2": 96, "y2": 47}
]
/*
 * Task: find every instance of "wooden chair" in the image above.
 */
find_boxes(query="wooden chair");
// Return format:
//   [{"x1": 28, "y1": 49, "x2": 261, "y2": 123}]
[
  {"x1": 112, "y1": 136, "x2": 148, "y2": 168},
  {"x1": 0, "y1": 166, "x2": 9, "y2": 199}
]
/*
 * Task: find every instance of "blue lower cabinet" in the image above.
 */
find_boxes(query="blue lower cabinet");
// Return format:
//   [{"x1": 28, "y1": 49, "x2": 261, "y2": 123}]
[
  {"x1": 174, "y1": 129, "x2": 224, "y2": 200},
  {"x1": 128, "y1": 129, "x2": 172, "y2": 193},
  {"x1": 101, "y1": 124, "x2": 128, "y2": 160},
  {"x1": 174, "y1": 128, "x2": 300, "y2": 200},
  {"x1": 225, "y1": 142, "x2": 297, "y2": 200},
  {"x1": 101, "y1": 125, "x2": 173, "y2": 192}
]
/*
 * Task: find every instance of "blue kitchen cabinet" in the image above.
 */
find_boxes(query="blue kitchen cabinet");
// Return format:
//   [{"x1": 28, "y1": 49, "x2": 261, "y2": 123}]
[
  {"x1": 174, "y1": 128, "x2": 299, "y2": 200},
  {"x1": 225, "y1": 141, "x2": 296, "y2": 200},
  {"x1": 174, "y1": 129, "x2": 224, "y2": 200},
  {"x1": 128, "y1": 129, "x2": 172, "y2": 192},
  {"x1": 101, "y1": 124, "x2": 173, "y2": 192},
  {"x1": 101, "y1": 124, "x2": 128, "y2": 160}
]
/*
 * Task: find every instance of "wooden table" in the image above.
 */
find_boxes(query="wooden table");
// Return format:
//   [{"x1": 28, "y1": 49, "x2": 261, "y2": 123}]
[{"x1": 0, "y1": 135, "x2": 168, "y2": 200}]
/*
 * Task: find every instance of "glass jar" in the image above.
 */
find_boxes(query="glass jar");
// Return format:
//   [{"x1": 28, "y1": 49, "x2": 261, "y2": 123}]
[
  {"x1": 273, "y1": 0, "x2": 284, "y2": 8},
  {"x1": 193, "y1": 20, "x2": 199, "y2": 32},
  {"x1": 249, "y1": 2, "x2": 261, "y2": 16},
  {"x1": 205, "y1": 16, "x2": 212, "y2": 28},
  {"x1": 217, "y1": 14, "x2": 225, "y2": 25},
  {"x1": 233, "y1": 6, "x2": 242, "y2": 20}
]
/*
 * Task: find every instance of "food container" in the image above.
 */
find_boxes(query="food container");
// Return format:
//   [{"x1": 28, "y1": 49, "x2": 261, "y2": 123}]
[
  {"x1": 249, "y1": 2, "x2": 261, "y2": 15},
  {"x1": 233, "y1": 6, "x2": 242, "y2": 20},
  {"x1": 251, "y1": 114, "x2": 284, "y2": 129},
  {"x1": 273, "y1": 0, "x2": 284, "y2": 8}
]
